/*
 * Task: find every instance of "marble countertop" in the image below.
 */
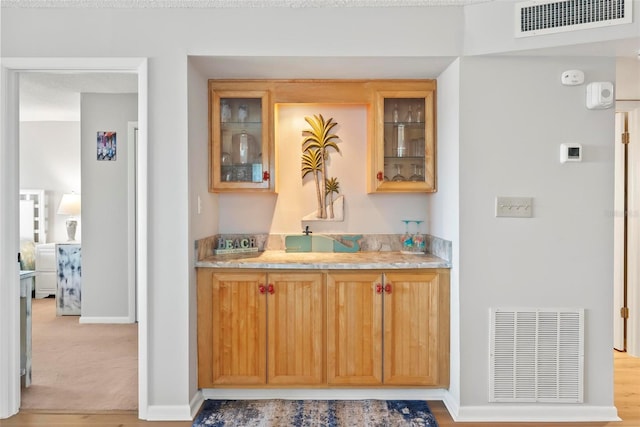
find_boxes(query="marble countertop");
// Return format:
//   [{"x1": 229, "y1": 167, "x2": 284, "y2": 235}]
[{"x1": 195, "y1": 250, "x2": 451, "y2": 270}]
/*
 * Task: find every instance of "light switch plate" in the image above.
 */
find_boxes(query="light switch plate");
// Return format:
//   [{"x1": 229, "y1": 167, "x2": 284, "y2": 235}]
[{"x1": 495, "y1": 197, "x2": 533, "y2": 218}]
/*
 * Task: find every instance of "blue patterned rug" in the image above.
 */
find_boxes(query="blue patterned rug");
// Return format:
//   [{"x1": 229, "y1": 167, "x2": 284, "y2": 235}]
[{"x1": 193, "y1": 399, "x2": 438, "y2": 426}]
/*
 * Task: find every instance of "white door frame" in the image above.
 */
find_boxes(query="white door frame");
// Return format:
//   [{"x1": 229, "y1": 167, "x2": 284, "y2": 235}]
[
  {"x1": 128, "y1": 121, "x2": 138, "y2": 322},
  {"x1": 616, "y1": 100, "x2": 640, "y2": 357},
  {"x1": 0, "y1": 57, "x2": 149, "y2": 419}
]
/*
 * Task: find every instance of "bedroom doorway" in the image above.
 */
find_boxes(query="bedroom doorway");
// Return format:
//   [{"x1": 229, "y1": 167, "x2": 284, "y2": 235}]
[
  {"x1": 0, "y1": 58, "x2": 149, "y2": 419},
  {"x1": 18, "y1": 73, "x2": 139, "y2": 411}
]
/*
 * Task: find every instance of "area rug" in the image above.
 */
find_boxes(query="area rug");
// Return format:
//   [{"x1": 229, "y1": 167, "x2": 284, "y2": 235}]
[{"x1": 193, "y1": 399, "x2": 438, "y2": 426}]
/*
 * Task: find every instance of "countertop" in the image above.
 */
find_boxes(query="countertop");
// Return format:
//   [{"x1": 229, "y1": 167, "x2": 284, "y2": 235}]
[{"x1": 195, "y1": 250, "x2": 451, "y2": 270}]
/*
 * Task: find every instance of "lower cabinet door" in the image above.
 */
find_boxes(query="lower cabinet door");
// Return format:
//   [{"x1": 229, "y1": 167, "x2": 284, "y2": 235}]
[
  {"x1": 383, "y1": 272, "x2": 443, "y2": 386},
  {"x1": 267, "y1": 272, "x2": 325, "y2": 385},
  {"x1": 327, "y1": 272, "x2": 383, "y2": 385},
  {"x1": 198, "y1": 270, "x2": 267, "y2": 386}
]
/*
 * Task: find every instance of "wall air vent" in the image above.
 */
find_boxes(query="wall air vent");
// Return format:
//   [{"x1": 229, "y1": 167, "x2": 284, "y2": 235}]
[
  {"x1": 489, "y1": 308, "x2": 584, "y2": 403},
  {"x1": 516, "y1": 0, "x2": 633, "y2": 37}
]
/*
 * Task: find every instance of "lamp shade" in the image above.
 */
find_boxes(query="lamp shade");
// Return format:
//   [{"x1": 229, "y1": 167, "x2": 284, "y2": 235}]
[{"x1": 57, "y1": 193, "x2": 81, "y2": 216}]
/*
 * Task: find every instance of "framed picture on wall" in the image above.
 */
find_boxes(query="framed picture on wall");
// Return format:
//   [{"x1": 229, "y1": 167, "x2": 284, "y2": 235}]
[{"x1": 97, "y1": 131, "x2": 117, "y2": 161}]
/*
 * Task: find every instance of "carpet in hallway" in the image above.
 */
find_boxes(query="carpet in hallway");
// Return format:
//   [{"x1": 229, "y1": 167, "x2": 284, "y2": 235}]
[{"x1": 20, "y1": 298, "x2": 137, "y2": 412}]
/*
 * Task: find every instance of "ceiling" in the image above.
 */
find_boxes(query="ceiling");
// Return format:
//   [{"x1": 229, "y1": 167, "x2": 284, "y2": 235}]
[
  {"x1": 4, "y1": 0, "x2": 492, "y2": 7},
  {"x1": 19, "y1": 72, "x2": 138, "y2": 121}
]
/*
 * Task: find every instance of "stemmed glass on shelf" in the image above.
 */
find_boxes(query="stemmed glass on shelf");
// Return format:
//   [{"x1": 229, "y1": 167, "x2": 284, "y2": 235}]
[
  {"x1": 409, "y1": 164, "x2": 424, "y2": 182},
  {"x1": 392, "y1": 164, "x2": 405, "y2": 182}
]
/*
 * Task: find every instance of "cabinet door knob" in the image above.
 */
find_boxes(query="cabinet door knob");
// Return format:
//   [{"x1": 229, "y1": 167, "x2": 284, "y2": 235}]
[
  {"x1": 377, "y1": 171, "x2": 383, "y2": 181},
  {"x1": 263, "y1": 171, "x2": 270, "y2": 181},
  {"x1": 268, "y1": 283, "x2": 275, "y2": 294},
  {"x1": 259, "y1": 284, "x2": 266, "y2": 294},
  {"x1": 376, "y1": 283, "x2": 383, "y2": 294},
  {"x1": 385, "y1": 283, "x2": 392, "y2": 294}
]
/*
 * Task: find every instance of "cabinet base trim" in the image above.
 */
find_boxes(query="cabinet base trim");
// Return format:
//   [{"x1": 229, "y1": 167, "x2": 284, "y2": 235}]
[{"x1": 201, "y1": 388, "x2": 448, "y2": 401}]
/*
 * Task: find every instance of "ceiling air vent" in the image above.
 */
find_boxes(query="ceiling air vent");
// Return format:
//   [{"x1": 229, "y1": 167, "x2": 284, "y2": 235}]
[{"x1": 516, "y1": 0, "x2": 633, "y2": 37}]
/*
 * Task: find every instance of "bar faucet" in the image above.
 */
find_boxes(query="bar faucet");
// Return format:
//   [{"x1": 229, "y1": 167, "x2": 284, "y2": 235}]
[{"x1": 303, "y1": 225, "x2": 312, "y2": 236}]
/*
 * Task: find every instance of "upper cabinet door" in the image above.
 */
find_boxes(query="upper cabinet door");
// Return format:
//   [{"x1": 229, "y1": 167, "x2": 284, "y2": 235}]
[
  {"x1": 209, "y1": 85, "x2": 272, "y2": 192},
  {"x1": 370, "y1": 81, "x2": 436, "y2": 193}
]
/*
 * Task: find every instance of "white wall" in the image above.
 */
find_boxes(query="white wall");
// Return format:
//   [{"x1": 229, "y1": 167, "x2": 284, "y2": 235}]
[
  {"x1": 617, "y1": 57, "x2": 640, "y2": 100},
  {"x1": 188, "y1": 58, "x2": 218, "y2": 397},
  {"x1": 80, "y1": 93, "x2": 137, "y2": 320},
  {"x1": 457, "y1": 56, "x2": 615, "y2": 411},
  {"x1": 2, "y1": 3, "x2": 634, "y2": 420},
  {"x1": 431, "y1": 58, "x2": 461, "y2": 405},
  {"x1": 19, "y1": 121, "x2": 81, "y2": 243}
]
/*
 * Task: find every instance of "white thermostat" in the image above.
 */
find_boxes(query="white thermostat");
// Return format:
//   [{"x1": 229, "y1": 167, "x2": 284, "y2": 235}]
[{"x1": 560, "y1": 143, "x2": 582, "y2": 163}]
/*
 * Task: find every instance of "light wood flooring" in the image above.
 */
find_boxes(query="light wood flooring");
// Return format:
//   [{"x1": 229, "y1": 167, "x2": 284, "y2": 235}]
[{"x1": 3, "y1": 351, "x2": 639, "y2": 427}]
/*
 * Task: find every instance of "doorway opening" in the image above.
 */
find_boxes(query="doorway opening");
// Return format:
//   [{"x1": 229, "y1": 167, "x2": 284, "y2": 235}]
[{"x1": 0, "y1": 58, "x2": 148, "y2": 419}]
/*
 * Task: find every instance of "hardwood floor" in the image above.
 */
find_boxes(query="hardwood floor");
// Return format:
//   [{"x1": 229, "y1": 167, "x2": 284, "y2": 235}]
[{"x1": 3, "y1": 351, "x2": 638, "y2": 427}]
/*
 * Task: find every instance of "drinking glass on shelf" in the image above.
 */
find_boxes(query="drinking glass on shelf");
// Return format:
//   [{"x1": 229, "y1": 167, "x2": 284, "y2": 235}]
[
  {"x1": 409, "y1": 164, "x2": 424, "y2": 182},
  {"x1": 221, "y1": 152, "x2": 231, "y2": 166},
  {"x1": 405, "y1": 105, "x2": 413, "y2": 123},
  {"x1": 391, "y1": 164, "x2": 405, "y2": 181},
  {"x1": 415, "y1": 103, "x2": 423, "y2": 123},
  {"x1": 238, "y1": 104, "x2": 248, "y2": 122},
  {"x1": 221, "y1": 100, "x2": 232, "y2": 123},
  {"x1": 392, "y1": 103, "x2": 399, "y2": 123}
]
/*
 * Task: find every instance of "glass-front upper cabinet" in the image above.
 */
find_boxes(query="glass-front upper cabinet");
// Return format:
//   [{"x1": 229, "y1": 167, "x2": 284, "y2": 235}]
[
  {"x1": 209, "y1": 85, "x2": 272, "y2": 192},
  {"x1": 370, "y1": 82, "x2": 436, "y2": 193}
]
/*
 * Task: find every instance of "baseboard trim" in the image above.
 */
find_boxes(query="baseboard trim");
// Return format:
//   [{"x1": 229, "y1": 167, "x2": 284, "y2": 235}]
[
  {"x1": 79, "y1": 316, "x2": 133, "y2": 324},
  {"x1": 452, "y1": 404, "x2": 620, "y2": 422},
  {"x1": 190, "y1": 390, "x2": 205, "y2": 419},
  {"x1": 441, "y1": 389, "x2": 460, "y2": 419},
  {"x1": 201, "y1": 388, "x2": 448, "y2": 401},
  {"x1": 145, "y1": 404, "x2": 194, "y2": 421}
]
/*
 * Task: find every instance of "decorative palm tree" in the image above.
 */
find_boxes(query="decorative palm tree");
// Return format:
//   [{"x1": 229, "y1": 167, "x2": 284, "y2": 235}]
[
  {"x1": 325, "y1": 177, "x2": 340, "y2": 219},
  {"x1": 302, "y1": 114, "x2": 340, "y2": 219},
  {"x1": 302, "y1": 148, "x2": 323, "y2": 218}
]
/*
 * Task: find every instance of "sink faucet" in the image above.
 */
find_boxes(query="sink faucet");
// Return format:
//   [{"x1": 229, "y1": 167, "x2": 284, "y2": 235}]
[{"x1": 303, "y1": 225, "x2": 312, "y2": 236}]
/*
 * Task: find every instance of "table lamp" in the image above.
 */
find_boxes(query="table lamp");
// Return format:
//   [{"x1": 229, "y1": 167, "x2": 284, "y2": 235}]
[{"x1": 57, "y1": 192, "x2": 81, "y2": 241}]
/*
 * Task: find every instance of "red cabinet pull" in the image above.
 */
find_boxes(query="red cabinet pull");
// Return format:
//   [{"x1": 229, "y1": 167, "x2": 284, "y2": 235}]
[
  {"x1": 259, "y1": 284, "x2": 266, "y2": 294},
  {"x1": 376, "y1": 283, "x2": 383, "y2": 294},
  {"x1": 263, "y1": 171, "x2": 270, "y2": 181},
  {"x1": 268, "y1": 284, "x2": 275, "y2": 294},
  {"x1": 377, "y1": 171, "x2": 384, "y2": 181},
  {"x1": 385, "y1": 283, "x2": 392, "y2": 294}
]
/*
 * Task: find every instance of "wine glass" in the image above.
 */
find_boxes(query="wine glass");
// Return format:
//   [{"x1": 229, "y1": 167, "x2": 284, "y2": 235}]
[
  {"x1": 412, "y1": 220, "x2": 425, "y2": 253},
  {"x1": 401, "y1": 220, "x2": 413, "y2": 252},
  {"x1": 392, "y1": 164, "x2": 405, "y2": 181},
  {"x1": 405, "y1": 105, "x2": 413, "y2": 123},
  {"x1": 409, "y1": 164, "x2": 424, "y2": 182}
]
